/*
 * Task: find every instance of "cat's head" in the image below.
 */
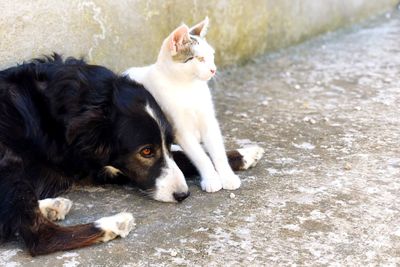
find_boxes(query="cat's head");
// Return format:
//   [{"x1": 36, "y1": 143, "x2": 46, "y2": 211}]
[{"x1": 157, "y1": 17, "x2": 217, "y2": 81}]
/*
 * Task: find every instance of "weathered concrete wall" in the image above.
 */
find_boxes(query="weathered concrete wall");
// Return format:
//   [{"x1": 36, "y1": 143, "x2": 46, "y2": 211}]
[{"x1": 0, "y1": 0, "x2": 397, "y2": 71}]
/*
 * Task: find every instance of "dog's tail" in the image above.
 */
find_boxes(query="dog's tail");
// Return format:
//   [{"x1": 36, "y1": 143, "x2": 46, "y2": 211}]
[{"x1": 0, "y1": 169, "x2": 134, "y2": 256}]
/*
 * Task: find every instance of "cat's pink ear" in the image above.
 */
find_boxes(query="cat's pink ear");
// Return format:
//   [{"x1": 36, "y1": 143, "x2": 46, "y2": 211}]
[
  {"x1": 169, "y1": 24, "x2": 190, "y2": 56},
  {"x1": 189, "y1": 17, "x2": 209, "y2": 38}
]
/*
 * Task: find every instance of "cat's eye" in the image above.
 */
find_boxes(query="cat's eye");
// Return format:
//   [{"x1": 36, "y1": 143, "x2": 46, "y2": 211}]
[
  {"x1": 139, "y1": 146, "x2": 155, "y2": 158},
  {"x1": 196, "y1": 56, "x2": 205, "y2": 62},
  {"x1": 184, "y1": 57, "x2": 194, "y2": 63}
]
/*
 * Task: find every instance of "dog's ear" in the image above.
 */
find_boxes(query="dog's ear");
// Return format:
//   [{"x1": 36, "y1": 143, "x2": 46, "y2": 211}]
[{"x1": 66, "y1": 109, "x2": 113, "y2": 161}]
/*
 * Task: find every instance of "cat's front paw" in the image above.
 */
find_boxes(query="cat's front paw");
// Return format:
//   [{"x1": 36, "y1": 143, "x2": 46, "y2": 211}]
[
  {"x1": 221, "y1": 174, "x2": 241, "y2": 190},
  {"x1": 201, "y1": 176, "x2": 222, "y2": 193}
]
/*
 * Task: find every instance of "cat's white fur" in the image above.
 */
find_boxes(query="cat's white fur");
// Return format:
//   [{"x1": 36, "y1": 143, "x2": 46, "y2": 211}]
[{"x1": 124, "y1": 17, "x2": 241, "y2": 192}]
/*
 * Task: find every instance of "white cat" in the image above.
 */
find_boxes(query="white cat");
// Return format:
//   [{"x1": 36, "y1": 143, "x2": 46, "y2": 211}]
[{"x1": 124, "y1": 18, "x2": 247, "y2": 192}]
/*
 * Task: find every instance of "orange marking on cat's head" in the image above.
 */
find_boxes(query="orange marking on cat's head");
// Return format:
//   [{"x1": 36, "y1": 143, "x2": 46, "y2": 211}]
[{"x1": 169, "y1": 24, "x2": 190, "y2": 56}]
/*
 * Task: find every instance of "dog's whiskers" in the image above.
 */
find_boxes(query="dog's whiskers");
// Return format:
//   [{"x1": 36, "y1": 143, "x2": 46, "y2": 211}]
[{"x1": 139, "y1": 188, "x2": 155, "y2": 198}]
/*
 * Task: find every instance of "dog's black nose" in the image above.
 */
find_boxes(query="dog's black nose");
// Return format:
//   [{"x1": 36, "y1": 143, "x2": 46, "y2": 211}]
[{"x1": 173, "y1": 191, "x2": 190, "y2": 202}]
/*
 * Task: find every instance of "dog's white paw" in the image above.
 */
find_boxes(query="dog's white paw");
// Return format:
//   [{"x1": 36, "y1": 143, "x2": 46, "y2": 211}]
[
  {"x1": 95, "y1": 212, "x2": 135, "y2": 242},
  {"x1": 38, "y1": 197, "x2": 73, "y2": 221},
  {"x1": 221, "y1": 174, "x2": 241, "y2": 190},
  {"x1": 237, "y1": 146, "x2": 265, "y2": 170},
  {"x1": 201, "y1": 174, "x2": 223, "y2": 193}
]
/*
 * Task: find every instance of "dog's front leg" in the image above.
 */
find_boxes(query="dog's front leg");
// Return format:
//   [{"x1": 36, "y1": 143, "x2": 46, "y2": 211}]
[
  {"x1": 172, "y1": 147, "x2": 265, "y2": 177},
  {"x1": 1, "y1": 168, "x2": 135, "y2": 256}
]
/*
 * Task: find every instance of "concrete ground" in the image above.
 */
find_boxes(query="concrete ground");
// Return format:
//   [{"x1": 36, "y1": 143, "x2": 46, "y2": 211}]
[{"x1": 1, "y1": 9, "x2": 400, "y2": 267}]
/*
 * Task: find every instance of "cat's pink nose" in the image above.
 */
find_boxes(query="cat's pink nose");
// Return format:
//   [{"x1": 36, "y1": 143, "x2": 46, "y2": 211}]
[{"x1": 210, "y1": 69, "x2": 216, "y2": 74}]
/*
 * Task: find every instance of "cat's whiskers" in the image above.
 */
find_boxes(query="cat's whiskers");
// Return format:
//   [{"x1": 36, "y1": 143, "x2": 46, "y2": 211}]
[{"x1": 210, "y1": 73, "x2": 222, "y2": 87}]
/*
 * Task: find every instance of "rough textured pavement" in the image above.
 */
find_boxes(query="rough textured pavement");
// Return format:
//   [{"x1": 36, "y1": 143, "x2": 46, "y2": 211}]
[{"x1": 1, "y1": 10, "x2": 400, "y2": 267}]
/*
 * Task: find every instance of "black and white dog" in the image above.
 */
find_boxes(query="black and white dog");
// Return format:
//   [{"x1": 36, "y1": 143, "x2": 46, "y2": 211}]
[{"x1": 0, "y1": 55, "x2": 263, "y2": 255}]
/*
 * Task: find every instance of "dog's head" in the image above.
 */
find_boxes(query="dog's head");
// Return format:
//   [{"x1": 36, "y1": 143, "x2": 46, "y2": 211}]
[
  {"x1": 66, "y1": 75, "x2": 189, "y2": 203},
  {"x1": 111, "y1": 78, "x2": 190, "y2": 202}
]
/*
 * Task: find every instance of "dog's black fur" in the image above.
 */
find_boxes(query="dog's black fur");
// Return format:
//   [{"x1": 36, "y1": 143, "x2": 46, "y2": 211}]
[
  {"x1": 0, "y1": 54, "x2": 183, "y2": 255},
  {"x1": 0, "y1": 55, "x2": 248, "y2": 256}
]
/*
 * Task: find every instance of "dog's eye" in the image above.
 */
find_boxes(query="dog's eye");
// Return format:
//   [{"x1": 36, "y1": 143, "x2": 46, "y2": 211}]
[{"x1": 140, "y1": 146, "x2": 155, "y2": 158}]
